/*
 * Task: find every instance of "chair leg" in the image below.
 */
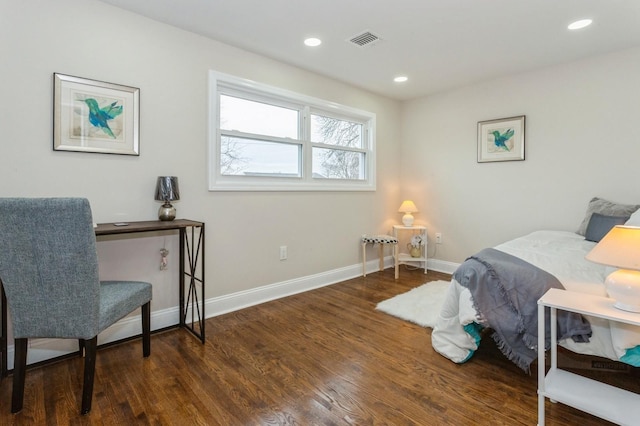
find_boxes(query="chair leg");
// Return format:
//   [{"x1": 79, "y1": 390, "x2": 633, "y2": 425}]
[
  {"x1": 142, "y1": 302, "x2": 151, "y2": 357},
  {"x1": 11, "y1": 338, "x2": 28, "y2": 413},
  {"x1": 78, "y1": 339, "x2": 85, "y2": 357},
  {"x1": 11, "y1": 339, "x2": 28, "y2": 413},
  {"x1": 81, "y1": 336, "x2": 97, "y2": 415}
]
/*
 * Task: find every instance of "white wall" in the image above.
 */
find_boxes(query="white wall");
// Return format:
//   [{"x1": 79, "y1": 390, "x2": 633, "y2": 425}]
[
  {"x1": 0, "y1": 0, "x2": 401, "y2": 325},
  {"x1": 401, "y1": 47, "x2": 640, "y2": 263},
  {"x1": 6, "y1": 0, "x2": 639, "y2": 364}
]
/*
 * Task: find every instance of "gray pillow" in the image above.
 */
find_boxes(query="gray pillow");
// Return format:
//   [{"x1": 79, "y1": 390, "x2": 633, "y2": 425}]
[
  {"x1": 584, "y1": 213, "x2": 629, "y2": 242},
  {"x1": 577, "y1": 197, "x2": 640, "y2": 236}
]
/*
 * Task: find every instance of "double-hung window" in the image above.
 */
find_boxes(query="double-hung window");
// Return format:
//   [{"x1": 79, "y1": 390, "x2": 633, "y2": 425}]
[{"x1": 209, "y1": 71, "x2": 376, "y2": 191}]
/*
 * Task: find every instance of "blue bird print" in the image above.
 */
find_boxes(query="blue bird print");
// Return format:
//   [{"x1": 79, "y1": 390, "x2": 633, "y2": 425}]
[
  {"x1": 83, "y1": 98, "x2": 123, "y2": 138},
  {"x1": 491, "y1": 128, "x2": 515, "y2": 151}
]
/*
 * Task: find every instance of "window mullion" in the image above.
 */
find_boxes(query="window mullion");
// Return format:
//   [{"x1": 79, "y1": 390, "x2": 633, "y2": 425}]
[
  {"x1": 301, "y1": 106, "x2": 312, "y2": 181},
  {"x1": 311, "y1": 142, "x2": 366, "y2": 154},
  {"x1": 221, "y1": 129, "x2": 301, "y2": 146}
]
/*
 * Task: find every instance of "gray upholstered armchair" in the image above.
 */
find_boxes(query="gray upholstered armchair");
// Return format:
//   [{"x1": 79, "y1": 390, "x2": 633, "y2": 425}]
[{"x1": 0, "y1": 198, "x2": 152, "y2": 415}]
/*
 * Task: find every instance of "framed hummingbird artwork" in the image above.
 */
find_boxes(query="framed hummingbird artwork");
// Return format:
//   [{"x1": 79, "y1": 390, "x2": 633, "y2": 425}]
[
  {"x1": 53, "y1": 73, "x2": 140, "y2": 155},
  {"x1": 477, "y1": 115, "x2": 525, "y2": 163}
]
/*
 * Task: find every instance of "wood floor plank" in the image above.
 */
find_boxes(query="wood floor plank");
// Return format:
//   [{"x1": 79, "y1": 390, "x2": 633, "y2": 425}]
[{"x1": 1, "y1": 267, "x2": 637, "y2": 425}]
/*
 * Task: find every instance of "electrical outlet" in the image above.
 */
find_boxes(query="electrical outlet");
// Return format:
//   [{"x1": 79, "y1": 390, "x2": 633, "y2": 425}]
[
  {"x1": 280, "y1": 245, "x2": 287, "y2": 260},
  {"x1": 435, "y1": 233, "x2": 443, "y2": 244}
]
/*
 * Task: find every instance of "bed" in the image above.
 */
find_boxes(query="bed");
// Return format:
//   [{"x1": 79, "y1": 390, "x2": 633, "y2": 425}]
[{"x1": 431, "y1": 197, "x2": 640, "y2": 372}]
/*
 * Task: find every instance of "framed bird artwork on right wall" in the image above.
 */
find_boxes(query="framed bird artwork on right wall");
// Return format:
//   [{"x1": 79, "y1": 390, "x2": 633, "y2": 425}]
[
  {"x1": 53, "y1": 73, "x2": 140, "y2": 156},
  {"x1": 477, "y1": 115, "x2": 525, "y2": 163}
]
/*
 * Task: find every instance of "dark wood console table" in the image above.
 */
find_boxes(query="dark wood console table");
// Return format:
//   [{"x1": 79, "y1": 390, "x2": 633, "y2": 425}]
[
  {"x1": 1, "y1": 219, "x2": 205, "y2": 378},
  {"x1": 95, "y1": 219, "x2": 206, "y2": 343}
]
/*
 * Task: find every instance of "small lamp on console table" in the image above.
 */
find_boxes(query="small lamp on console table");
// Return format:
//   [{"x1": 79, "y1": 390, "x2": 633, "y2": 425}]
[
  {"x1": 586, "y1": 225, "x2": 640, "y2": 312},
  {"x1": 154, "y1": 176, "x2": 180, "y2": 221},
  {"x1": 398, "y1": 200, "x2": 418, "y2": 227}
]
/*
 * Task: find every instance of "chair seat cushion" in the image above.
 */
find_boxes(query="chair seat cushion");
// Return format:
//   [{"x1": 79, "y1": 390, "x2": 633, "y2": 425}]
[
  {"x1": 99, "y1": 281, "x2": 152, "y2": 334},
  {"x1": 362, "y1": 234, "x2": 398, "y2": 244}
]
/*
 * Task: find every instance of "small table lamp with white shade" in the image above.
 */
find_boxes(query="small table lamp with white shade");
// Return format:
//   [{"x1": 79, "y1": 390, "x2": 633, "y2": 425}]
[
  {"x1": 586, "y1": 225, "x2": 640, "y2": 312},
  {"x1": 398, "y1": 200, "x2": 418, "y2": 227}
]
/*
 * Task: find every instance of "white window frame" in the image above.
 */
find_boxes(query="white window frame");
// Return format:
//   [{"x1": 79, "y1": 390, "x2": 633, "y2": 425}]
[{"x1": 208, "y1": 71, "x2": 376, "y2": 191}]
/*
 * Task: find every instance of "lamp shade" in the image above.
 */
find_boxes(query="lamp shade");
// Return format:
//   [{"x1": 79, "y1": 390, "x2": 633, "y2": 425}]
[
  {"x1": 154, "y1": 176, "x2": 180, "y2": 202},
  {"x1": 398, "y1": 200, "x2": 418, "y2": 227},
  {"x1": 398, "y1": 200, "x2": 418, "y2": 213},
  {"x1": 586, "y1": 225, "x2": 640, "y2": 312},
  {"x1": 585, "y1": 226, "x2": 640, "y2": 270}
]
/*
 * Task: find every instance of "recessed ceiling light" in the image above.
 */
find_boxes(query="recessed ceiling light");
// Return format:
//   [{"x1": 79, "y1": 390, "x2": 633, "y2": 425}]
[
  {"x1": 304, "y1": 37, "x2": 322, "y2": 47},
  {"x1": 568, "y1": 19, "x2": 592, "y2": 30},
  {"x1": 394, "y1": 76, "x2": 408, "y2": 83}
]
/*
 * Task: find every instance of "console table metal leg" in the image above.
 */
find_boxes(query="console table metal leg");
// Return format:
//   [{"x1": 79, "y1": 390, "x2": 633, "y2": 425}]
[
  {"x1": 180, "y1": 225, "x2": 205, "y2": 343},
  {"x1": 179, "y1": 229, "x2": 185, "y2": 329}
]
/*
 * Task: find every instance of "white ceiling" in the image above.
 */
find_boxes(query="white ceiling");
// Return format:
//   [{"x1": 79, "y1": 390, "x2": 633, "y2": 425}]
[{"x1": 98, "y1": 0, "x2": 640, "y2": 101}]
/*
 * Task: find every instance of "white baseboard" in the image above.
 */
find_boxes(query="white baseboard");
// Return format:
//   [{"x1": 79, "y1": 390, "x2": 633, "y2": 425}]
[
  {"x1": 428, "y1": 258, "x2": 460, "y2": 275},
  {"x1": 205, "y1": 262, "x2": 364, "y2": 317},
  {"x1": 7, "y1": 257, "x2": 459, "y2": 369},
  {"x1": 205, "y1": 256, "x2": 458, "y2": 318}
]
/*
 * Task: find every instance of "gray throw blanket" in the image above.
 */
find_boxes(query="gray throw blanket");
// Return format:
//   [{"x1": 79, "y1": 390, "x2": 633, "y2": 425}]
[{"x1": 453, "y1": 248, "x2": 592, "y2": 372}]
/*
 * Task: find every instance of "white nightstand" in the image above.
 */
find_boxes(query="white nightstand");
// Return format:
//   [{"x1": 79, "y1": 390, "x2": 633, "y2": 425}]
[
  {"x1": 392, "y1": 225, "x2": 427, "y2": 279},
  {"x1": 537, "y1": 288, "x2": 640, "y2": 426}
]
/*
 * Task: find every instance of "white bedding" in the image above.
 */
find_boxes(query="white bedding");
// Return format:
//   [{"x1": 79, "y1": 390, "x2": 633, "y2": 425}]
[{"x1": 432, "y1": 230, "x2": 640, "y2": 366}]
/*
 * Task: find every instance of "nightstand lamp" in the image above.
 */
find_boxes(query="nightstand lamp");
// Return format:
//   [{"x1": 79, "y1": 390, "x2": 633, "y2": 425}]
[
  {"x1": 398, "y1": 200, "x2": 418, "y2": 226},
  {"x1": 154, "y1": 176, "x2": 180, "y2": 221},
  {"x1": 586, "y1": 225, "x2": 640, "y2": 312}
]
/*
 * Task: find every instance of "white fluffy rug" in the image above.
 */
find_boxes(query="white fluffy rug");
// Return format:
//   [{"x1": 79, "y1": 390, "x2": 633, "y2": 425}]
[{"x1": 376, "y1": 280, "x2": 450, "y2": 328}]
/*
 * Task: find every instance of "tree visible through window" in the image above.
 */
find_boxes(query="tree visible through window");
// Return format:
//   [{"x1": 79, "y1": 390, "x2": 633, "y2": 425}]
[
  {"x1": 209, "y1": 71, "x2": 376, "y2": 191},
  {"x1": 311, "y1": 114, "x2": 364, "y2": 180}
]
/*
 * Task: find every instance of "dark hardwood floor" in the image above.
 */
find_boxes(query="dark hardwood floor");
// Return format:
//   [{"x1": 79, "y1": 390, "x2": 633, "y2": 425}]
[{"x1": 1, "y1": 267, "x2": 638, "y2": 425}]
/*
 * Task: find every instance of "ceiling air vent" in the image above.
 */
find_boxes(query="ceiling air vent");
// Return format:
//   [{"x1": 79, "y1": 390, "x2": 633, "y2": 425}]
[{"x1": 348, "y1": 31, "x2": 382, "y2": 48}]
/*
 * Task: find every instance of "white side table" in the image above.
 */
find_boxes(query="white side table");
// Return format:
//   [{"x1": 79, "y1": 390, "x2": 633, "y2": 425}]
[
  {"x1": 537, "y1": 288, "x2": 640, "y2": 426},
  {"x1": 392, "y1": 225, "x2": 427, "y2": 279}
]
